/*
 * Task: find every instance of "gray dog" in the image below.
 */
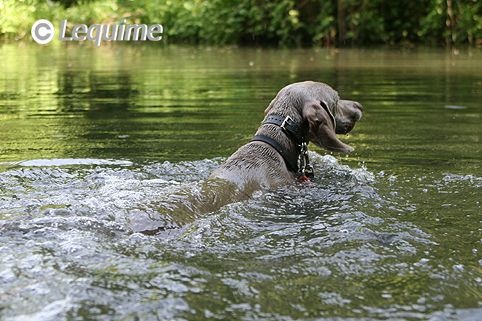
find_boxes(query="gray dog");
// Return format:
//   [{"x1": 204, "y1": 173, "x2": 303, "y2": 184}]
[
  {"x1": 210, "y1": 80, "x2": 363, "y2": 190},
  {"x1": 134, "y1": 81, "x2": 363, "y2": 233}
]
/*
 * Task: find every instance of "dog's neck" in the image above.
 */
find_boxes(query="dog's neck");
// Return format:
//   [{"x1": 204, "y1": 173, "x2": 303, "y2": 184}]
[{"x1": 252, "y1": 111, "x2": 308, "y2": 174}]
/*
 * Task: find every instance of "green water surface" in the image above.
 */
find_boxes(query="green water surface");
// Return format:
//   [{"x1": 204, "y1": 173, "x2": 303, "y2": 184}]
[{"x1": 0, "y1": 44, "x2": 480, "y2": 320}]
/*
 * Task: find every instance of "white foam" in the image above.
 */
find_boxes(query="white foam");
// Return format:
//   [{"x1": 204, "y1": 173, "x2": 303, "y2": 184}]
[{"x1": 17, "y1": 158, "x2": 133, "y2": 167}]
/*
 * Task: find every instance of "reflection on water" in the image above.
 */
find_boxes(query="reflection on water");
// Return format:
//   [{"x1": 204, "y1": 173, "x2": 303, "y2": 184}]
[
  {"x1": 0, "y1": 44, "x2": 481, "y2": 320},
  {"x1": 0, "y1": 45, "x2": 480, "y2": 172}
]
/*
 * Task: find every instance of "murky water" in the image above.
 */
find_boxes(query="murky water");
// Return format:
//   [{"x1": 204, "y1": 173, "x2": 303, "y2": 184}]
[{"x1": 0, "y1": 44, "x2": 481, "y2": 320}]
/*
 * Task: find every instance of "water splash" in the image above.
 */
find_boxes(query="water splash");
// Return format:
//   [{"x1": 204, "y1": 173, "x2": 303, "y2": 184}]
[{"x1": 0, "y1": 156, "x2": 480, "y2": 320}]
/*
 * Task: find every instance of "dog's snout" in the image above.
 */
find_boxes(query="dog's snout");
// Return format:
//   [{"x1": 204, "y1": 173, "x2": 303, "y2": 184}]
[
  {"x1": 354, "y1": 102, "x2": 363, "y2": 112},
  {"x1": 350, "y1": 101, "x2": 363, "y2": 122}
]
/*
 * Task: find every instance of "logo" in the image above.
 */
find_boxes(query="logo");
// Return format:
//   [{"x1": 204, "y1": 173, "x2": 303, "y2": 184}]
[
  {"x1": 31, "y1": 19, "x2": 163, "y2": 46},
  {"x1": 31, "y1": 19, "x2": 55, "y2": 45}
]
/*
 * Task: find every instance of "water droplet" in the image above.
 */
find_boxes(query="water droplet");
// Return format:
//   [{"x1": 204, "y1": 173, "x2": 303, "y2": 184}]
[{"x1": 452, "y1": 264, "x2": 464, "y2": 272}]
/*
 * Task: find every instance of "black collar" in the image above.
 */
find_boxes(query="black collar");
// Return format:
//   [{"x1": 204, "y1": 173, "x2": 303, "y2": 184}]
[
  {"x1": 261, "y1": 114, "x2": 306, "y2": 145},
  {"x1": 250, "y1": 114, "x2": 313, "y2": 179}
]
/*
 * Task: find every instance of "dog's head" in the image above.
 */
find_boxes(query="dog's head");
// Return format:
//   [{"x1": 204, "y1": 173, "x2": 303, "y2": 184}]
[{"x1": 266, "y1": 81, "x2": 363, "y2": 153}]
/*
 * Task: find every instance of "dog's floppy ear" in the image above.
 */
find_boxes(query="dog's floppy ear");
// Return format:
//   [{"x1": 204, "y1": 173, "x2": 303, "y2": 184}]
[{"x1": 302, "y1": 100, "x2": 354, "y2": 153}]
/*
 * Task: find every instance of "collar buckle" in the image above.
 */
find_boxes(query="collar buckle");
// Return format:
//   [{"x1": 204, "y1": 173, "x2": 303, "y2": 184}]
[{"x1": 280, "y1": 115, "x2": 294, "y2": 132}]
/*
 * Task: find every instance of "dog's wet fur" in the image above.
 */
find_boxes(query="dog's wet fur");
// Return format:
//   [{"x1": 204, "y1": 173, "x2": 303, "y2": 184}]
[{"x1": 132, "y1": 81, "x2": 363, "y2": 233}]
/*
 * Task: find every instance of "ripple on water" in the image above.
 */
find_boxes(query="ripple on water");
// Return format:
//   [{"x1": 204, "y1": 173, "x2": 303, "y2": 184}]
[{"x1": 0, "y1": 156, "x2": 480, "y2": 320}]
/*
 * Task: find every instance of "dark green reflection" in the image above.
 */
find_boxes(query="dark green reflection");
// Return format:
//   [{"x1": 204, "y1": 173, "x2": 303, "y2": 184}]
[{"x1": 0, "y1": 45, "x2": 480, "y2": 175}]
